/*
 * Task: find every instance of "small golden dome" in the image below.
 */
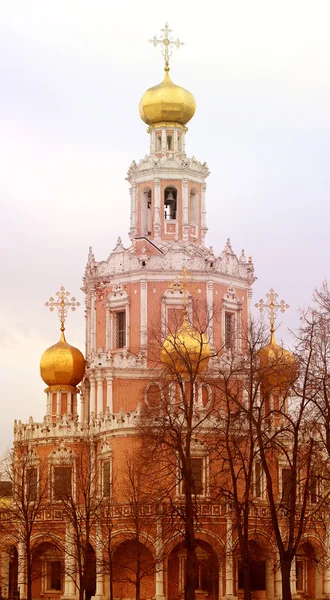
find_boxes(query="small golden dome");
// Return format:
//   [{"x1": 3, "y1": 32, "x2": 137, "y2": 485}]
[
  {"x1": 161, "y1": 315, "x2": 210, "y2": 374},
  {"x1": 139, "y1": 68, "x2": 196, "y2": 127},
  {"x1": 258, "y1": 333, "x2": 296, "y2": 391},
  {"x1": 40, "y1": 331, "x2": 85, "y2": 388}
]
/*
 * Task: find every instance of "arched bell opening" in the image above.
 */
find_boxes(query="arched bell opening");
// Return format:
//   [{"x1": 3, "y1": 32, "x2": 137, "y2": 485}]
[
  {"x1": 112, "y1": 539, "x2": 155, "y2": 600},
  {"x1": 167, "y1": 540, "x2": 219, "y2": 600},
  {"x1": 189, "y1": 188, "x2": 199, "y2": 224},
  {"x1": 164, "y1": 187, "x2": 178, "y2": 221},
  {"x1": 141, "y1": 188, "x2": 152, "y2": 237}
]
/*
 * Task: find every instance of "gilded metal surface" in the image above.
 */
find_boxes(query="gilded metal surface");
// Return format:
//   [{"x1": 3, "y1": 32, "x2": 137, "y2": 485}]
[
  {"x1": 255, "y1": 288, "x2": 290, "y2": 337},
  {"x1": 161, "y1": 315, "x2": 210, "y2": 374},
  {"x1": 139, "y1": 70, "x2": 196, "y2": 126},
  {"x1": 40, "y1": 331, "x2": 85, "y2": 387}
]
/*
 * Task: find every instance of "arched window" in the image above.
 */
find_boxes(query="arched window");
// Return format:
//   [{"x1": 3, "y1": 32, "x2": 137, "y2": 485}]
[
  {"x1": 156, "y1": 134, "x2": 162, "y2": 152},
  {"x1": 190, "y1": 189, "x2": 198, "y2": 223},
  {"x1": 141, "y1": 188, "x2": 152, "y2": 236},
  {"x1": 164, "y1": 187, "x2": 177, "y2": 220}
]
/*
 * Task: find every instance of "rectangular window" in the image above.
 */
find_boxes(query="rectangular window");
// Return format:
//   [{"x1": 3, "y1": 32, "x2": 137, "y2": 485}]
[
  {"x1": 54, "y1": 466, "x2": 72, "y2": 500},
  {"x1": 156, "y1": 135, "x2": 162, "y2": 151},
  {"x1": 103, "y1": 460, "x2": 111, "y2": 498},
  {"x1": 167, "y1": 135, "x2": 172, "y2": 150},
  {"x1": 26, "y1": 467, "x2": 38, "y2": 502},
  {"x1": 309, "y1": 473, "x2": 318, "y2": 504},
  {"x1": 115, "y1": 311, "x2": 126, "y2": 349},
  {"x1": 191, "y1": 458, "x2": 203, "y2": 494},
  {"x1": 282, "y1": 468, "x2": 292, "y2": 504},
  {"x1": 47, "y1": 561, "x2": 62, "y2": 591},
  {"x1": 296, "y1": 560, "x2": 304, "y2": 590},
  {"x1": 255, "y1": 462, "x2": 262, "y2": 498},
  {"x1": 225, "y1": 312, "x2": 234, "y2": 350}
]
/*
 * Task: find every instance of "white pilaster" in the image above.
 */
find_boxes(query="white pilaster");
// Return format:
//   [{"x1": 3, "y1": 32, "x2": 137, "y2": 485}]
[
  {"x1": 17, "y1": 540, "x2": 26, "y2": 599},
  {"x1": 140, "y1": 280, "x2": 147, "y2": 351},
  {"x1": 225, "y1": 512, "x2": 234, "y2": 597},
  {"x1": 106, "y1": 376, "x2": 113, "y2": 413},
  {"x1": 105, "y1": 306, "x2": 111, "y2": 351},
  {"x1": 90, "y1": 289, "x2": 96, "y2": 354},
  {"x1": 201, "y1": 182, "x2": 207, "y2": 240},
  {"x1": 131, "y1": 184, "x2": 137, "y2": 233},
  {"x1": 154, "y1": 178, "x2": 161, "y2": 241},
  {"x1": 96, "y1": 374, "x2": 103, "y2": 416},
  {"x1": 155, "y1": 517, "x2": 165, "y2": 600},
  {"x1": 206, "y1": 280, "x2": 214, "y2": 345},
  {"x1": 56, "y1": 392, "x2": 61, "y2": 418},
  {"x1": 94, "y1": 525, "x2": 104, "y2": 598},
  {"x1": 90, "y1": 377, "x2": 96, "y2": 416},
  {"x1": 182, "y1": 179, "x2": 189, "y2": 240},
  {"x1": 275, "y1": 553, "x2": 282, "y2": 599}
]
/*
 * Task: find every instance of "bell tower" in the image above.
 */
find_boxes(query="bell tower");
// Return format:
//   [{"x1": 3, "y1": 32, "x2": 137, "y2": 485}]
[{"x1": 127, "y1": 24, "x2": 209, "y2": 246}]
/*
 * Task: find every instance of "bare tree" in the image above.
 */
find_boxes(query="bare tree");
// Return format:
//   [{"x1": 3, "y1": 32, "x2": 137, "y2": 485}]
[
  {"x1": 0, "y1": 445, "x2": 49, "y2": 600},
  {"x1": 138, "y1": 305, "x2": 217, "y2": 600}
]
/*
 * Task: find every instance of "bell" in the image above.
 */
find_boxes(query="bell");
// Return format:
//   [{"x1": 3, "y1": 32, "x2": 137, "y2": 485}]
[{"x1": 167, "y1": 191, "x2": 175, "y2": 201}]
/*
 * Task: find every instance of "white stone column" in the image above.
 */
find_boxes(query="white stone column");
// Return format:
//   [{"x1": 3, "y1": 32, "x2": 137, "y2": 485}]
[
  {"x1": 106, "y1": 376, "x2": 113, "y2": 413},
  {"x1": 17, "y1": 540, "x2": 26, "y2": 599},
  {"x1": 105, "y1": 306, "x2": 111, "y2": 351},
  {"x1": 47, "y1": 391, "x2": 52, "y2": 416},
  {"x1": 274, "y1": 553, "x2": 282, "y2": 599},
  {"x1": 131, "y1": 183, "x2": 137, "y2": 233},
  {"x1": 201, "y1": 182, "x2": 207, "y2": 240},
  {"x1": 63, "y1": 523, "x2": 76, "y2": 598},
  {"x1": 290, "y1": 558, "x2": 297, "y2": 596},
  {"x1": 90, "y1": 289, "x2": 96, "y2": 354},
  {"x1": 155, "y1": 517, "x2": 165, "y2": 600},
  {"x1": 90, "y1": 377, "x2": 96, "y2": 417},
  {"x1": 161, "y1": 128, "x2": 166, "y2": 154},
  {"x1": 154, "y1": 178, "x2": 161, "y2": 241},
  {"x1": 86, "y1": 296, "x2": 91, "y2": 357},
  {"x1": 67, "y1": 392, "x2": 72, "y2": 416},
  {"x1": 150, "y1": 128, "x2": 155, "y2": 155},
  {"x1": 225, "y1": 512, "x2": 234, "y2": 597},
  {"x1": 182, "y1": 179, "x2": 189, "y2": 240},
  {"x1": 96, "y1": 374, "x2": 103, "y2": 416},
  {"x1": 206, "y1": 280, "x2": 214, "y2": 346},
  {"x1": 140, "y1": 280, "x2": 147, "y2": 351},
  {"x1": 94, "y1": 525, "x2": 104, "y2": 598}
]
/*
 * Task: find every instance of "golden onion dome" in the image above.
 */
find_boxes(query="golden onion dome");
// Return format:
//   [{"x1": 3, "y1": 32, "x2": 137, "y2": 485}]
[
  {"x1": 161, "y1": 315, "x2": 210, "y2": 374},
  {"x1": 258, "y1": 332, "x2": 296, "y2": 391},
  {"x1": 139, "y1": 67, "x2": 196, "y2": 127},
  {"x1": 40, "y1": 330, "x2": 85, "y2": 388}
]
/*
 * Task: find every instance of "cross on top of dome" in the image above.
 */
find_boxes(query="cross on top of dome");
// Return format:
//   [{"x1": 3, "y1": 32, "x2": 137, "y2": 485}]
[
  {"x1": 149, "y1": 23, "x2": 184, "y2": 70},
  {"x1": 45, "y1": 286, "x2": 80, "y2": 332},
  {"x1": 255, "y1": 288, "x2": 290, "y2": 336}
]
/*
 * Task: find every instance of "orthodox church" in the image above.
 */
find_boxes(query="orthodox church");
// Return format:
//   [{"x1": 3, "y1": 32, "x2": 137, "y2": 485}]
[{"x1": 1, "y1": 24, "x2": 326, "y2": 600}]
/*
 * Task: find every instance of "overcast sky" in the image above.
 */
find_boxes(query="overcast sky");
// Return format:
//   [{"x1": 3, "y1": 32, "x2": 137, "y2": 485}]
[{"x1": 0, "y1": 0, "x2": 329, "y2": 454}]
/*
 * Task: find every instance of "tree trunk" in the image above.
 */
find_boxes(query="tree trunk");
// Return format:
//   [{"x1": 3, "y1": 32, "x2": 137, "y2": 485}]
[
  {"x1": 242, "y1": 559, "x2": 252, "y2": 600},
  {"x1": 281, "y1": 559, "x2": 292, "y2": 600}
]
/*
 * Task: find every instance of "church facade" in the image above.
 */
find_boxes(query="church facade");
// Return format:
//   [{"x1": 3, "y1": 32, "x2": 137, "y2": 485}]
[{"x1": 1, "y1": 25, "x2": 328, "y2": 600}]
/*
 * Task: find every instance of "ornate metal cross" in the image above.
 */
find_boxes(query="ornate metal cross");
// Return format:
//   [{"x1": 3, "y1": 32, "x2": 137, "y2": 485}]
[
  {"x1": 149, "y1": 23, "x2": 184, "y2": 69},
  {"x1": 45, "y1": 286, "x2": 80, "y2": 332},
  {"x1": 255, "y1": 288, "x2": 289, "y2": 334},
  {"x1": 169, "y1": 267, "x2": 192, "y2": 315}
]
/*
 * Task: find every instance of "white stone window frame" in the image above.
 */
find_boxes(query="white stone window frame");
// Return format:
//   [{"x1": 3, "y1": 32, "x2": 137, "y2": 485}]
[
  {"x1": 105, "y1": 289, "x2": 130, "y2": 352},
  {"x1": 177, "y1": 449, "x2": 209, "y2": 498},
  {"x1": 221, "y1": 287, "x2": 243, "y2": 352},
  {"x1": 19, "y1": 449, "x2": 40, "y2": 504},
  {"x1": 48, "y1": 446, "x2": 76, "y2": 503},
  {"x1": 254, "y1": 458, "x2": 266, "y2": 501},
  {"x1": 98, "y1": 442, "x2": 113, "y2": 500},
  {"x1": 161, "y1": 288, "x2": 192, "y2": 340},
  {"x1": 278, "y1": 460, "x2": 292, "y2": 504}
]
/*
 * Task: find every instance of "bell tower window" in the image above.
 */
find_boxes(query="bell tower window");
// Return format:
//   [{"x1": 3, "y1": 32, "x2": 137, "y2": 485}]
[
  {"x1": 167, "y1": 135, "x2": 173, "y2": 151},
  {"x1": 190, "y1": 189, "x2": 198, "y2": 223},
  {"x1": 141, "y1": 188, "x2": 152, "y2": 236},
  {"x1": 164, "y1": 187, "x2": 177, "y2": 220},
  {"x1": 156, "y1": 134, "x2": 162, "y2": 152}
]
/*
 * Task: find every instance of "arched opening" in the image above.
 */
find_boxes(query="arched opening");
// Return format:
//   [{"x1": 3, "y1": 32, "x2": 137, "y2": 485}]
[
  {"x1": 164, "y1": 187, "x2": 177, "y2": 220},
  {"x1": 141, "y1": 188, "x2": 152, "y2": 236},
  {"x1": 236, "y1": 540, "x2": 273, "y2": 600},
  {"x1": 112, "y1": 539, "x2": 155, "y2": 600},
  {"x1": 32, "y1": 541, "x2": 64, "y2": 598},
  {"x1": 296, "y1": 542, "x2": 321, "y2": 599},
  {"x1": 168, "y1": 540, "x2": 219, "y2": 600},
  {"x1": 190, "y1": 189, "x2": 198, "y2": 223}
]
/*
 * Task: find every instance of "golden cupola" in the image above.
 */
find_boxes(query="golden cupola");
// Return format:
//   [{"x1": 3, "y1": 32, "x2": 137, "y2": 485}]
[
  {"x1": 256, "y1": 289, "x2": 296, "y2": 391},
  {"x1": 139, "y1": 67, "x2": 196, "y2": 127},
  {"x1": 40, "y1": 330, "x2": 85, "y2": 389},
  {"x1": 139, "y1": 23, "x2": 196, "y2": 127},
  {"x1": 40, "y1": 287, "x2": 85, "y2": 390},
  {"x1": 161, "y1": 314, "x2": 210, "y2": 375}
]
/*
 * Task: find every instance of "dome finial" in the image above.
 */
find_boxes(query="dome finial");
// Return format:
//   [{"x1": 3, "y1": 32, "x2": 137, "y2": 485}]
[
  {"x1": 45, "y1": 286, "x2": 81, "y2": 336},
  {"x1": 255, "y1": 288, "x2": 290, "y2": 344},
  {"x1": 149, "y1": 22, "x2": 184, "y2": 71}
]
